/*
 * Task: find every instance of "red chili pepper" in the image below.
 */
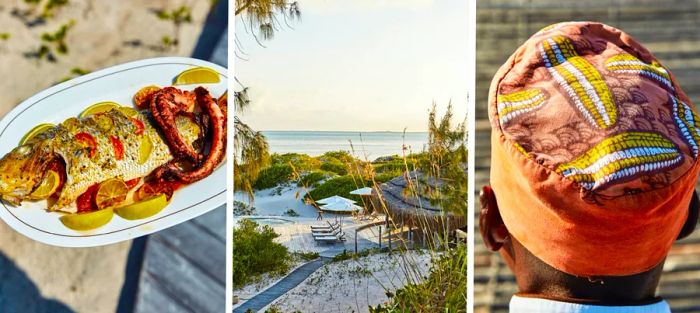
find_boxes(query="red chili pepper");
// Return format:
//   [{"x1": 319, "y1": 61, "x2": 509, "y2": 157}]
[
  {"x1": 75, "y1": 132, "x2": 97, "y2": 158},
  {"x1": 110, "y1": 136, "x2": 124, "y2": 160},
  {"x1": 131, "y1": 118, "x2": 145, "y2": 135},
  {"x1": 124, "y1": 177, "x2": 140, "y2": 189},
  {"x1": 76, "y1": 184, "x2": 99, "y2": 213}
]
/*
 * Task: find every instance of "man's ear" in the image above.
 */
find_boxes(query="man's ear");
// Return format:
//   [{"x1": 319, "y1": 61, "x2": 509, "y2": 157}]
[
  {"x1": 677, "y1": 190, "x2": 699, "y2": 240},
  {"x1": 480, "y1": 185, "x2": 509, "y2": 251}
]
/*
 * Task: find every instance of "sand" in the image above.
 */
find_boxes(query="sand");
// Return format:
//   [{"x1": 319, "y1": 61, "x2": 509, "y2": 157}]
[
  {"x1": 0, "y1": 1, "x2": 209, "y2": 312},
  {"x1": 264, "y1": 251, "x2": 433, "y2": 313},
  {"x1": 0, "y1": 0, "x2": 210, "y2": 116}
]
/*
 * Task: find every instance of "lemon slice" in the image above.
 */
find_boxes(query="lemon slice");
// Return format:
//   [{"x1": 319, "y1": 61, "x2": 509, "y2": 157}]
[
  {"x1": 95, "y1": 179, "x2": 128, "y2": 209},
  {"x1": 133, "y1": 85, "x2": 160, "y2": 109},
  {"x1": 79, "y1": 101, "x2": 120, "y2": 118},
  {"x1": 174, "y1": 67, "x2": 220, "y2": 85},
  {"x1": 115, "y1": 194, "x2": 168, "y2": 220},
  {"x1": 138, "y1": 136, "x2": 153, "y2": 164},
  {"x1": 60, "y1": 208, "x2": 114, "y2": 231},
  {"x1": 19, "y1": 123, "x2": 54, "y2": 145},
  {"x1": 30, "y1": 170, "x2": 60, "y2": 199},
  {"x1": 117, "y1": 106, "x2": 139, "y2": 117},
  {"x1": 94, "y1": 114, "x2": 114, "y2": 132}
]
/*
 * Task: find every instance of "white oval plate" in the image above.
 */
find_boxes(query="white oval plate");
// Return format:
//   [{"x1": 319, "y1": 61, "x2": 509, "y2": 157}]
[{"x1": 0, "y1": 57, "x2": 227, "y2": 247}]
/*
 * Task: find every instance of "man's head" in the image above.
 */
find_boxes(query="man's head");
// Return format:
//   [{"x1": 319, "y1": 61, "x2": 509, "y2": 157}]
[{"x1": 481, "y1": 21, "x2": 700, "y2": 302}]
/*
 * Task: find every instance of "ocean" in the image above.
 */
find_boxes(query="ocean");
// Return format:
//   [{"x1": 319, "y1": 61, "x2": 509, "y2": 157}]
[{"x1": 262, "y1": 131, "x2": 429, "y2": 159}]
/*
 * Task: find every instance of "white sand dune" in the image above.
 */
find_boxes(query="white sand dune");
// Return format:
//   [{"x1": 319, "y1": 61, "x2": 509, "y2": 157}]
[{"x1": 265, "y1": 251, "x2": 432, "y2": 313}]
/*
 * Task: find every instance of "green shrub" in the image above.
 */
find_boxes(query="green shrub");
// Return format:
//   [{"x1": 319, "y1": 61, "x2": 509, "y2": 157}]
[
  {"x1": 284, "y1": 209, "x2": 299, "y2": 217},
  {"x1": 297, "y1": 171, "x2": 332, "y2": 187},
  {"x1": 373, "y1": 160, "x2": 407, "y2": 173},
  {"x1": 295, "y1": 251, "x2": 320, "y2": 261},
  {"x1": 374, "y1": 171, "x2": 400, "y2": 183},
  {"x1": 331, "y1": 249, "x2": 352, "y2": 262},
  {"x1": 232, "y1": 219, "x2": 291, "y2": 288},
  {"x1": 319, "y1": 162, "x2": 347, "y2": 175},
  {"x1": 233, "y1": 200, "x2": 256, "y2": 216},
  {"x1": 305, "y1": 175, "x2": 369, "y2": 203},
  {"x1": 320, "y1": 150, "x2": 354, "y2": 163},
  {"x1": 253, "y1": 164, "x2": 293, "y2": 190},
  {"x1": 271, "y1": 153, "x2": 320, "y2": 171}
]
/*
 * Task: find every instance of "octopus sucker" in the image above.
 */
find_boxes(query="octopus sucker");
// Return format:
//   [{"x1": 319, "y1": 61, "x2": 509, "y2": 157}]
[
  {"x1": 149, "y1": 87, "x2": 201, "y2": 163},
  {"x1": 150, "y1": 86, "x2": 227, "y2": 184}
]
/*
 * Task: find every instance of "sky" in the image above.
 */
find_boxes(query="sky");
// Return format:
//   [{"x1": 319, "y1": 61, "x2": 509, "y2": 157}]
[{"x1": 234, "y1": 0, "x2": 469, "y2": 132}]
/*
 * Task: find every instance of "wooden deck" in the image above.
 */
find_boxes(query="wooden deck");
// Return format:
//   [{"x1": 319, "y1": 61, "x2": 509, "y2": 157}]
[{"x1": 475, "y1": 1, "x2": 700, "y2": 312}]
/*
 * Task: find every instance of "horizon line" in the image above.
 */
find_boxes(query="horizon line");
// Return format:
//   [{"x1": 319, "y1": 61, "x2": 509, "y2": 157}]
[{"x1": 259, "y1": 130, "x2": 429, "y2": 133}]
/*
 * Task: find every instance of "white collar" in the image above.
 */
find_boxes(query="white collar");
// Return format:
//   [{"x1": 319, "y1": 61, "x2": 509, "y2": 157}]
[{"x1": 509, "y1": 295, "x2": 671, "y2": 313}]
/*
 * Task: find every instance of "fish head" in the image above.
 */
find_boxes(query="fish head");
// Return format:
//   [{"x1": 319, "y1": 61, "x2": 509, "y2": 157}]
[{"x1": 0, "y1": 141, "x2": 55, "y2": 205}]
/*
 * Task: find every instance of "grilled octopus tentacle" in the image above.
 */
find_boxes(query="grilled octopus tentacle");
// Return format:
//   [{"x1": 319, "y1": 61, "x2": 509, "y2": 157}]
[
  {"x1": 149, "y1": 87, "x2": 201, "y2": 162},
  {"x1": 150, "y1": 87, "x2": 226, "y2": 184},
  {"x1": 167, "y1": 87, "x2": 226, "y2": 183}
]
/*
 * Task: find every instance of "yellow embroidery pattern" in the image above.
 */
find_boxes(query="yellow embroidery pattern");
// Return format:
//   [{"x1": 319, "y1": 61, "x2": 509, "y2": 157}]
[
  {"x1": 605, "y1": 53, "x2": 673, "y2": 91},
  {"x1": 671, "y1": 95, "x2": 700, "y2": 158},
  {"x1": 513, "y1": 142, "x2": 529, "y2": 157},
  {"x1": 539, "y1": 35, "x2": 617, "y2": 129},
  {"x1": 497, "y1": 89, "x2": 547, "y2": 125},
  {"x1": 555, "y1": 132, "x2": 682, "y2": 190}
]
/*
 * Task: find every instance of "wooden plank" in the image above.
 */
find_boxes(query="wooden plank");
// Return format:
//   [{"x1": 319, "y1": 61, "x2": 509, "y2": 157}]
[
  {"x1": 189, "y1": 204, "x2": 227, "y2": 242},
  {"x1": 134, "y1": 274, "x2": 193, "y2": 313},
  {"x1": 135, "y1": 234, "x2": 225, "y2": 313}
]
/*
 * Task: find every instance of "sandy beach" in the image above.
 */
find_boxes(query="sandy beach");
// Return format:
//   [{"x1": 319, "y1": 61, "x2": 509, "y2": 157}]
[{"x1": 264, "y1": 251, "x2": 432, "y2": 313}]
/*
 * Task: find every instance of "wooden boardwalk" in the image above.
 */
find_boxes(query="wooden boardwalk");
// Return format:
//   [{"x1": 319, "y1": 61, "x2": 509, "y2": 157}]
[
  {"x1": 475, "y1": 1, "x2": 700, "y2": 312},
  {"x1": 133, "y1": 206, "x2": 226, "y2": 313},
  {"x1": 233, "y1": 258, "x2": 327, "y2": 313}
]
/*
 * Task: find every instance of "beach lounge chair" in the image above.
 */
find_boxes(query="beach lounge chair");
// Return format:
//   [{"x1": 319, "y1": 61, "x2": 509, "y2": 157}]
[
  {"x1": 313, "y1": 228, "x2": 342, "y2": 238},
  {"x1": 311, "y1": 222, "x2": 340, "y2": 233},
  {"x1": 312, "y1": 227, "x2": 339, "y2": 235},
  {"x1": 314, "y1": 232, "x2": 346, "y2": 244},
  {"x1": 310, "y1": 220, "x2": 339, "y2": 230}
]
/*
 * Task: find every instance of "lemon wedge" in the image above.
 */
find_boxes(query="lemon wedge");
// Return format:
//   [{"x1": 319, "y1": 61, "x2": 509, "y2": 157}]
[
  {"x1": 138, "y1": 136, "x2": 153, "y2": 164},
  {"x1": 60, "y1": 208, "x2": 114, "y2": 231},
  {"x1": 95, "y1": 179, "x2": 128, "y2": 209},
  {"x1": 19, "y1": 123, "x2": 54, "y2": 145},
  {"x1": 30, "y1": 170, "x2": 60, "y2": 199},
  {"x1": 174, "y1": 67, "x2": 220, "y2": 85},
  {"x1": 79, "y1": 101, "x2": 120, "y2": 118},
  {"x1": 117, "y1": 106, "x2": 139, "y2": 117},
  {"x1": 115, "y1": 193, "x2": 168, "y2": 220},
  {"x1": 133, "y1": 85, "x2": 160, "y2": 109}
]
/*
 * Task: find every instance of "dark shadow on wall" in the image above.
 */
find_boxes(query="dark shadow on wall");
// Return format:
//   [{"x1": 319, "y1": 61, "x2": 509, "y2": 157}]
[{"x1": 0, "y1": 252, "x2": 74, "y2": 313}]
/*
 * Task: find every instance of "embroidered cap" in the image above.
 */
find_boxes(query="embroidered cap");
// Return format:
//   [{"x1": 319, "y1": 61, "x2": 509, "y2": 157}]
[{"x1": 488, "y1": 21, "x2": 700, "y2": 276}]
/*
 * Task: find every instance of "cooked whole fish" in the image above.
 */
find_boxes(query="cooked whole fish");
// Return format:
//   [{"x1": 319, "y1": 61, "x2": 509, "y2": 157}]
[{"x1": 0, "y1": 109, "x2": 199, "y2": 213}]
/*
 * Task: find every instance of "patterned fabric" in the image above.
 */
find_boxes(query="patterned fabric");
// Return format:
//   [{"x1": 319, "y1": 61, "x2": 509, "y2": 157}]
[
  {"x1": 538, "y1": 35, "x2": 617, "y2": 129},
  {"x1": 606, "y1": 53, "x2": 674, "y2": 92},
  {"x1": 488, "y1": 21, "x2": 700, "y2": 276},
  {"x1": 497, "y1": 89, "x2": 547, "y2": 125},
  {"x1": 555, "y1": 132, "x2": 682, "y2": 190},
  {"x1": 493, "y1": 22, "x2": 697, "y2": 194},
  {"x1": 671, "y1": 95, "x2": 700, "y2": 158}
]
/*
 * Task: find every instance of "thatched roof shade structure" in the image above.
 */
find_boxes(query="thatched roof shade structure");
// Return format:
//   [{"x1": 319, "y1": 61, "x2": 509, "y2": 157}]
[{"x1": 371, "y1": 170, "x2": 466, "y2": 241}]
